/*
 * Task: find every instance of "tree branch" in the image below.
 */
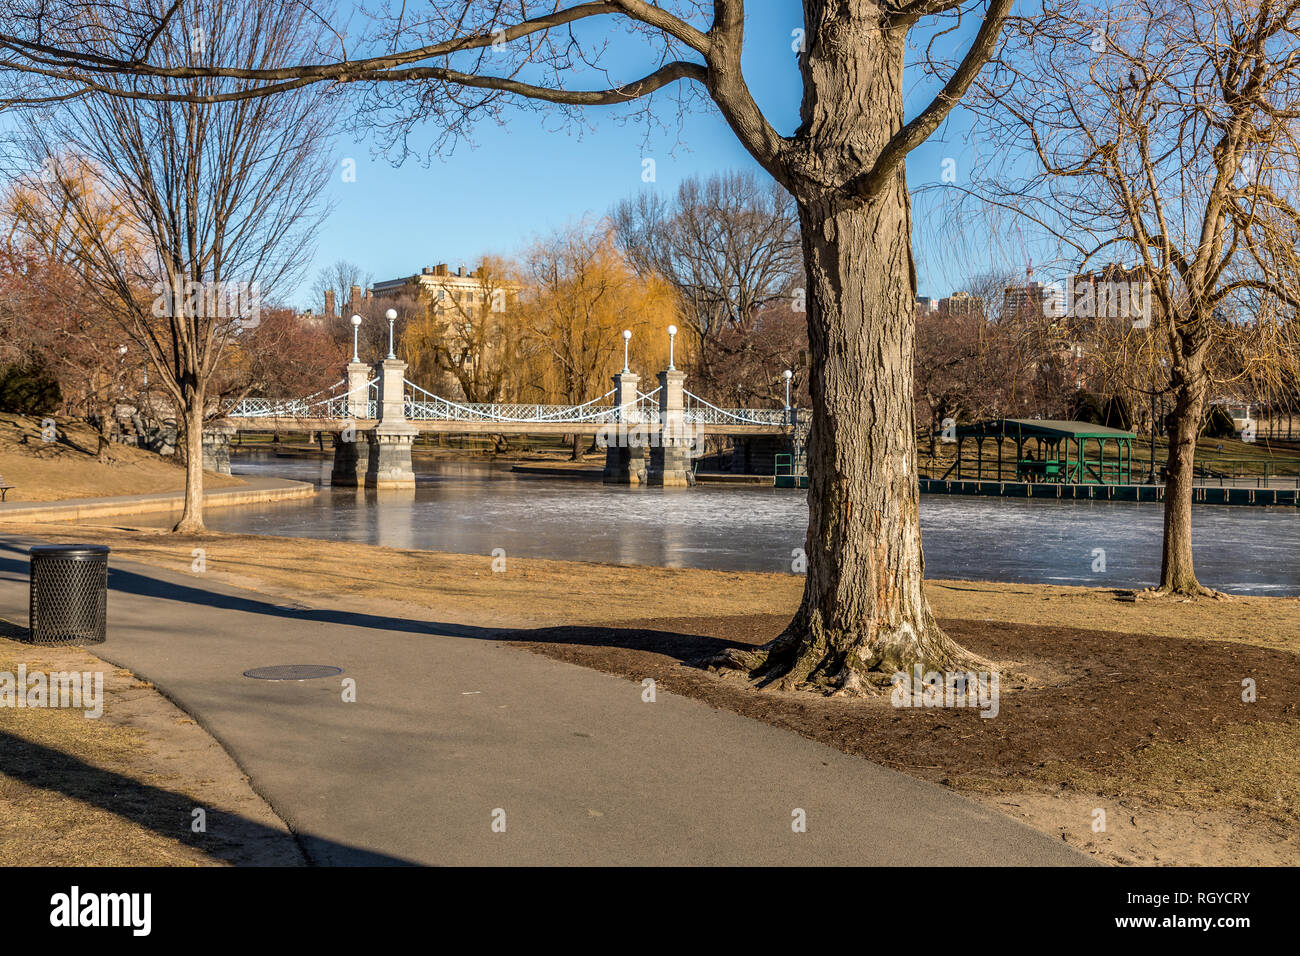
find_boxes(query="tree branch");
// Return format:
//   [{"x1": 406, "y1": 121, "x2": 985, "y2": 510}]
[{"x1": 846, "y1": 0, "x2": 1013, "y2": 203}]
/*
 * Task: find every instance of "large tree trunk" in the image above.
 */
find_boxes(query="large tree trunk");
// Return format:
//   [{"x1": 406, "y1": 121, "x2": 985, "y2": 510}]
[
  {"x1": 173, "y1": 400, "x2": 205, "y2": 534},
  {"x1": 1159, "y1": 344, "x2": 1210, "y2": 594},
  {"x1": 712, "y1": 9, "x2": 979, "y2": 693}
]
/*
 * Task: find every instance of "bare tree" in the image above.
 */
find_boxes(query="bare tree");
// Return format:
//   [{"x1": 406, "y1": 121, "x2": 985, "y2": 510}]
[
  {"x1": 611, "y1": 170, "x2": 800, "y2": 398},
  {"x1": 968, "y1": 0, "x2": 1300, "y2": 594},
  {"x1": 400, "y1": 256, "x2": 522, "y2": 404},
  {"x1": 0, "y1": 226, "x2": 146, "y2": 460},
  {"x1": 3, "y1": 0, "x2": 334, "y2": 532},
  {"x1": 0, "y1": 0, "x2": 1015, "y2": 690},
  {"x1": 226, "y1": 306, "x2": 350, "y2": 401},
  {"x1": 711, "y1": 296, "x2": 810, "y2": 408},
  {"x1": 520, "y1": 220, "x2": 679, "y2": 458},
  {"x1": 314, "y1": 259, "x2": 374, "y2": 316}
]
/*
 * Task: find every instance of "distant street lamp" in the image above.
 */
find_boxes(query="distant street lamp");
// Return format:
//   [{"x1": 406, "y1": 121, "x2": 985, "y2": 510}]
[
  {"x1": 783, "y1": 369, "x2": 793, "y2": 410},
  {"x1": 667, "y1": 325, "x2": 677, "y2": 370},
  {"x1": 386, "y1": 308, "x2": 398, "y2": 360},
  {"x1": 622, "y1": 329, "x2": 632, "y2": 373},
  {"x1": 350, "y1": 314, "x2": 362, "y2": 363}
]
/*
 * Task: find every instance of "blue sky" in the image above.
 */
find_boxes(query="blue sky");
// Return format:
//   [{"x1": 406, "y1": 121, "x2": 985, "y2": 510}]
[{"x1": 299, "y1": 3, "x2": 1023, "y2": 309}]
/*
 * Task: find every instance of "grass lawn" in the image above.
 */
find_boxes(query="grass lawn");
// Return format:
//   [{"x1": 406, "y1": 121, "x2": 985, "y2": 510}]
[{"x1": 0, "y1": 626, "x2": 301, "y2": 866}]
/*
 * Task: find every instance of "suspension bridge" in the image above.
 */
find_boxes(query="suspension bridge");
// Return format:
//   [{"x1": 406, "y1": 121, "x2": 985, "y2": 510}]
[{"x1": 210, "y1": 356, "x2": 803, "y2": 489}]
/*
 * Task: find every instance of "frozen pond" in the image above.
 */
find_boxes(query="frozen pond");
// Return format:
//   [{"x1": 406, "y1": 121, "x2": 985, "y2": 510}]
[{"x1": 134, "y1": 453, "x2": 1300, "y2": 595}]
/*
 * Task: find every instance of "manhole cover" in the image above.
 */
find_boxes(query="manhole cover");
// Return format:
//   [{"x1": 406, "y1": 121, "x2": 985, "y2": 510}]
[{"x1": 243, "y1": 664, "x2": 344, "y2": 681}]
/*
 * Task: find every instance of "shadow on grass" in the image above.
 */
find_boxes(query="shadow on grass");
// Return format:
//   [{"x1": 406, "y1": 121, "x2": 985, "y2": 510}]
[{"x1": 0, "y1": 729, "x2": 416, "y2": 866}]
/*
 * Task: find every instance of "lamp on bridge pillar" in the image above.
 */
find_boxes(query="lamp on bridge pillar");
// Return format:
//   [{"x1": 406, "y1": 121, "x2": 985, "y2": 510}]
[
  {"x1": 365, "y1": 319, "x2": 417, "y2": 491},
  {"x1": 783, "y1": 369, "x2": 793, "y2": 413},
  {"x1": 350, "y1": 314, "x2": 362, "y2": 363},
  {"x1": 667, "y1": 325, "x2": 677, "y2": 370},
  {"x1": 622, "y1": 329, "x2": 632, "y2": 372}
]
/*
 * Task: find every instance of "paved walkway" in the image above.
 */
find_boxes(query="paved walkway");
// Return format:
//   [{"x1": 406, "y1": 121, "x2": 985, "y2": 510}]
[{"x1": 0, "y1": 538, "x2": 1091, "y2": 866}]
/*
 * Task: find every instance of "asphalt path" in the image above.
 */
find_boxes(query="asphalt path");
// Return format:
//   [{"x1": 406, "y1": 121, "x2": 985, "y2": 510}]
[{"x1": 0, "y1": 538, "x2": 1093, "y2": 866}]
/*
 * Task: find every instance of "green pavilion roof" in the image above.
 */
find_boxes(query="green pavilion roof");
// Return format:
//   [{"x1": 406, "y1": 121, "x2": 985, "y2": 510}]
[{"x1": 953, "y1": 419, "x2": 1137, "y2": 441}]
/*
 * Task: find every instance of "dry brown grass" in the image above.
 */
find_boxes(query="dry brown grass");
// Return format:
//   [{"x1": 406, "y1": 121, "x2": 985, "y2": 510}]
[
  {"x1": 15, "y1": 523, "x2": 1300, "y2": 652},
  {"x1": 1034, "y1": 720, "x2": 1300, "y2": 823},
  {"x1": 0, "y1": 414, "x2": 242, "y2": 503},
  {"x1": 0, "y1": 630, "x2": 300, "y2": 866}
]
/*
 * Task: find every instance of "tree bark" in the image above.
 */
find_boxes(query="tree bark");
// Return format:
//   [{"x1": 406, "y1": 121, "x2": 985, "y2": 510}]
[
  {"x1": 1159, "y1": 342, "x2": 1210, "y2": 594},
  {"x1": 173, "y1": 400, "x2": 205, "y2": 534},
  {"x1": 711, "y1": 10, "x2": 981, "y2": 693}
]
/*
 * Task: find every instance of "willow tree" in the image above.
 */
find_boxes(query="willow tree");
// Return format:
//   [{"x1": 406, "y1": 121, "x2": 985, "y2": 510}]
[
  {"x1": 967, "y1": 0, "x2": 1300, "y2": 595},
  {"x1": 611, "y1": 169, "x2": 801, "y2": 398},
  {"x1": 0, "y1": 0, "x2": 1013, "y2": 690},
  {"x1": 519, "y1": 220, "x2": 677, "y2": 459}
]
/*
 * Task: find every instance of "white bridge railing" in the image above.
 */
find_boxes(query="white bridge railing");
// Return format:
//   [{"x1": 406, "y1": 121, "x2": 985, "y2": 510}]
[
  {"x1": 226, "y1": 378, "x2": 378, "y2": 420},
  {"x1": 402, "y1": 382, "x2": 659, "y2": 424},
  {"x1": 226, "y1": 378, "x2": 793, "y2": 428},
  {"x1": 683, "y1": 390, "x2": 792, "y2": 427}
]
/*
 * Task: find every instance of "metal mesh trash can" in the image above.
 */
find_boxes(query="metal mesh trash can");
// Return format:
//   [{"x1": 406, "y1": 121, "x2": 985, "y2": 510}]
[{"x1": 28, "y1": 545, "x2": 109, "y2": 646}]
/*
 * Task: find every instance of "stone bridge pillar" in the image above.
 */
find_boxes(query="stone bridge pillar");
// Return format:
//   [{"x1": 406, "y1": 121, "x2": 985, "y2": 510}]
[
  {"x1": 647, "y1": 368, "x2": 692, "y2": 487},
  {"x1": 603, "y1": 371, "x2": 647, "y2": 485},
  {"x1": 331, "y1": 361, "x2": 374, "y2": 487},
  {"x1": 365, "y1": 358, "x2": 418, "y2": 489},
  {"x1": 344, "y1": 361, "x2": 371, "y2": 419},
  {"x1": 201, "y1": 419, "x2": 237, "y2": 475}
]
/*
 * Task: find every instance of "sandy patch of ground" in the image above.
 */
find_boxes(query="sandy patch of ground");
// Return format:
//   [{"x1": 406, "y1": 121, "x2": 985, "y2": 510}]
[
  {"x1": 0, "y1": 624, "x2": 302, "y2": 866},
  {"x1": 0, "y1": 414, "x2": 242, "y2": 502},
  {"x1": 7, "y1": 523, "x2": 1300, "y2": 866},
  {"x1": 986, "y1": 790, "x2": 1299, "y2": 866}
]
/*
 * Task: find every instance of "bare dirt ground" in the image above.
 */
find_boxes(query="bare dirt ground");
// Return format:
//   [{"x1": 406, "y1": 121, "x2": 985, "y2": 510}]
[
  {"x1": 0, "y1": 414, "x2": 243, "y2": 502},
  {"x1": 8, "y1": 523, "x2": 1297, "y2": 867},
  {"x1": 0, "y1": 624, "x2": 302, "y2": 866}
]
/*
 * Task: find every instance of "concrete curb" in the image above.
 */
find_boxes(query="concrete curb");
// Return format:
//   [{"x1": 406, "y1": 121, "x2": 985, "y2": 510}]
[{"x1": 0, "y1": 477, "x2": 315, "y2": 523}]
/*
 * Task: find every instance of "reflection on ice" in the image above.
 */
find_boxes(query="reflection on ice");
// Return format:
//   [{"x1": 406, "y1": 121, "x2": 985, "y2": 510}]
[{"x1": 134, "y1": 454, "x2": 1300, "y2": 596}]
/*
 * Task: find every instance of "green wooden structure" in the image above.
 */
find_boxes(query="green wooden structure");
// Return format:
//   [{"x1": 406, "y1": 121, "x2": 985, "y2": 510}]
[
  {"x1": 774, "y1": 453, "x2": 808, "y2": 488},
  {"x1": 943, "y1": 419, "x2": 1137, "y2": 485}
]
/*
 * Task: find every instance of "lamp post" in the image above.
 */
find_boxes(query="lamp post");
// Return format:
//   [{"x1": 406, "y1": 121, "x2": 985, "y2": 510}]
[
  {"x1": 783, "y1": 369, "x2": 794, "y2": 427},
  {"x1": 622, "y1": 329, "x2": 632, "y2": 373},
  {"x1": 667, "y1": 325, "x2": 677, "y2": 370},
  {"x1": 350, "y1": 314, "x2": 362, "y2": 363},
  {"x1": 386, "y1": 308, "x2": 397, "y2": 360}
]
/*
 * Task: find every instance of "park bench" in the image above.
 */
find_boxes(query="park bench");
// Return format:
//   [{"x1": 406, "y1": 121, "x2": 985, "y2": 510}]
[
  {"x1": 1016, "y1": 459, "x2": 1062, "y2": 483},
  {"x1": 0, "y1": 476, "x2": 12, "y2": 501}
]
